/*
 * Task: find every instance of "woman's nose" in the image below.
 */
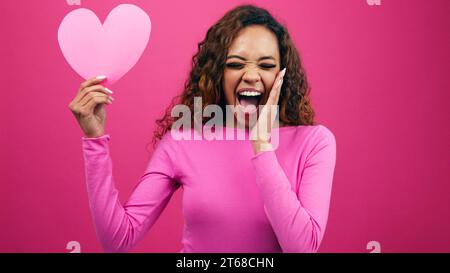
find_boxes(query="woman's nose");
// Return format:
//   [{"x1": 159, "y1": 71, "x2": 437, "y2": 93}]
[{"x1": 242, "y1": 67, "x2": 261, "y2": 83}]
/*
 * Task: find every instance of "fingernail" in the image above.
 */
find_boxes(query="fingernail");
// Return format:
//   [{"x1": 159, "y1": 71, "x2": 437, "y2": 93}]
[
  {"x1": 278, "y1": 79, "x2": 283, "y2": 87},
  {"x1": 96, "y1": 75, "x2": 107, "y2": 80},
  {"x1": 104, "y1": 88, "x2": 114, "y2": 94},
  {"x1": 281, "y1": 68, "x2": 287, "y2": 77},
  {"x1": 109, "y1": 96, "x2": 114, "y2": 101}
]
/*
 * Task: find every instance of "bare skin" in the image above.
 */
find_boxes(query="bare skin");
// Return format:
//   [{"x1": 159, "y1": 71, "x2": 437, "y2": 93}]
[
  {"x1": 68, "y1": 76, "x2": 114, "y2": 138},
  {"x1": 222, "y1": 25, "x2": 286, "y2": 154}
]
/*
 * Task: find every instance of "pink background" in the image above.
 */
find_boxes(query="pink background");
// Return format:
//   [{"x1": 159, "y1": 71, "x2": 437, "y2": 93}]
[{"x1": 1, "y1": 0, "x2": 449, "y2": 253}]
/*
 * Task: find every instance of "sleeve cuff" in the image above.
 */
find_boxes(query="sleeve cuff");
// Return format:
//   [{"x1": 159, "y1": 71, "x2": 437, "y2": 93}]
[
  {"x1": 82, "y1": 134, "x2": 111, "y2": 155},
  {"x1": 251, "y1": 149, "x2": 276, "y2": 163},
  {"x1": 82, "y1": 134, "x2": 110, "y2": 140}
]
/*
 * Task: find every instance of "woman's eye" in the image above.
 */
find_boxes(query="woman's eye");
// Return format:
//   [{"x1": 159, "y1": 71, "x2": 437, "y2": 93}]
[
  {"x1": 260, "y1": 64, "x2": 276, "y2": 69},
  {"x1": 225, "y1": 63, "x2": 244, "y2": 69},
  {"x1": 225, "y1": 63, "x2": 276, "y2": 69}
]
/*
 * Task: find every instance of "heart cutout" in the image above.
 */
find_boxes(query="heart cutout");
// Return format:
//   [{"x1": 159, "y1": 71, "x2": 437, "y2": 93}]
[{"x1": 58, "y1": 4, "x2": 151, "y2": 86}]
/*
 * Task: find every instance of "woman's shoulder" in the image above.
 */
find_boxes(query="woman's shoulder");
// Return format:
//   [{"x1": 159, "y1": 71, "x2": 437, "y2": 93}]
[{"x1": 152, "y1": 129, "x2": 181, "y2": 154}]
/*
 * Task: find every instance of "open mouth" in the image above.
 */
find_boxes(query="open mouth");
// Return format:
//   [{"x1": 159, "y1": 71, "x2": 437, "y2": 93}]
[{"x1": 236, "y1": 89, "x2": 262, "y2": 114}]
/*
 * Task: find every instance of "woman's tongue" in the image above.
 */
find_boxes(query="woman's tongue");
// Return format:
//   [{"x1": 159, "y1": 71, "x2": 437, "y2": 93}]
[{"x1": 238, "y1": 96, "x2": 259, "y2": 113}]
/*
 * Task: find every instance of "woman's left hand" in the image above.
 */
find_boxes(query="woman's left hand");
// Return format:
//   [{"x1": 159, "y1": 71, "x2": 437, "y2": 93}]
[{"x1": 250, "y1": 68, "x2": 286, "y2": 154}]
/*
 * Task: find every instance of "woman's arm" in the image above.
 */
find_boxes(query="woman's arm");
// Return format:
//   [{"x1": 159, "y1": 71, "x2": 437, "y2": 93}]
[
  {"x1": 251, "y1": 125, "x2": 336, "y2": 252},
  {"x1": 82, "y1": 133, "x2": 180, "y2": 252}
]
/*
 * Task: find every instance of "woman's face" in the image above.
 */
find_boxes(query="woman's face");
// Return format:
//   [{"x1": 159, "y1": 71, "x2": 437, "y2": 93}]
[{"x1": 222, "y1": 25, "x2": 281, "y2": 126}]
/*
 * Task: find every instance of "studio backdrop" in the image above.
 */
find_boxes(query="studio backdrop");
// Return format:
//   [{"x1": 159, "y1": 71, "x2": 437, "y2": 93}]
[{"x1": 0, "y1": 0, "x2": 449, "y2": 252}]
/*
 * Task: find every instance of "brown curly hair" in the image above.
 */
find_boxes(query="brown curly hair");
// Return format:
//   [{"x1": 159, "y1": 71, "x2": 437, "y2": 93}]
[{"x1": 150, "y1": 4, "x2": 315, "y2": 148}]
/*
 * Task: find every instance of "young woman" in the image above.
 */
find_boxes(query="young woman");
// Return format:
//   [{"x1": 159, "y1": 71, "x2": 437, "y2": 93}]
[{"x1": 68, "y1": 5, "x2": 336, "y2": 253}]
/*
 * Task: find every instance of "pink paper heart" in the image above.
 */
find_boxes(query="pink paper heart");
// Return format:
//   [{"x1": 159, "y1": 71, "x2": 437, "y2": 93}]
[{"x1": 58, "y1": 4, "x2": 151, "y2": 86}]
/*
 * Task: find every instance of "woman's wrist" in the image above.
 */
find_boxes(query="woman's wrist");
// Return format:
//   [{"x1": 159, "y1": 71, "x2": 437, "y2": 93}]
[{"x1": 251, "y1": 140, "x2": 273, "y2": 154}]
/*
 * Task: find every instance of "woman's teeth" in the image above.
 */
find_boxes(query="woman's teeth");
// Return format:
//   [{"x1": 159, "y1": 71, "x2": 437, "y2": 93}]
[{"x1": 239, "y1": 91, "x2": 261, "y2": 96}]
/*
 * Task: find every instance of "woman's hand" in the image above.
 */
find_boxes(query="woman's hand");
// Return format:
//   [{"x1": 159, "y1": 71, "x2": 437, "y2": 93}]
[
  {"x1": 68, "y1": 76, "x2": 114, "y2": 138},
  {"x1": 250, "y1": 68, "x2": 286, "y2": 154}
]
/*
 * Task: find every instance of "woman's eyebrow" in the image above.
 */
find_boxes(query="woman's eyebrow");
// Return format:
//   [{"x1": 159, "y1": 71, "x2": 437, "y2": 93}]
[
  {"x1": 226, "y1": 55, "x2": 275, "y2": 61},
  {"x1": 258, "y1": 56, "x2": 276, "y2": 61}
]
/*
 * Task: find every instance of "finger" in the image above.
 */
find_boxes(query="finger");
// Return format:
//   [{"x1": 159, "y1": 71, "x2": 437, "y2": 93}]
[
  {"x1": 81, "y1": 95, "x2": 113, "y2": 113},
  {"x1": 74, "y1": 75, "x2": 109, "y2": 101},
  {"x1": 75, "y1": 84, "x2": 114, "y2": 104},
  {"x1": 79, "y1": 91, "x2": 113, "y2": 108},
  {"x1": 82, "y1": 84, "x2": 113, "y2": 98},
  {"x1": 80, "y1": 92, "x2": 113, "y2": 108},
  {"x1": 79, "y1": 75, "x2": 107, "y2": 91},
  {"x1": 274, "y1": 78, "x2": 283, "y2": 106},
  {"x1": 266, "y1": 78, "x2": 280, "y2": 105},
  {"x1": 275, "y1": 68, "x2": 286, "y2": 100},
  {"x1": 268, "y1": 68, "x2": 286, "y2": 105}
]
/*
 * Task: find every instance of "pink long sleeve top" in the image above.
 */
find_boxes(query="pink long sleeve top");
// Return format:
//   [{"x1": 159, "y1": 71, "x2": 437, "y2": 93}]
[{"x1": 81, "y1": 125, "x2": 336, "y2": 253}]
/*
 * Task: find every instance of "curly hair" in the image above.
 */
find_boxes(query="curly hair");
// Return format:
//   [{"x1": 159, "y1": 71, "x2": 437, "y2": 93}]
[{"x1": 150, "y1": 4, "x2": 315, "y2": 148}]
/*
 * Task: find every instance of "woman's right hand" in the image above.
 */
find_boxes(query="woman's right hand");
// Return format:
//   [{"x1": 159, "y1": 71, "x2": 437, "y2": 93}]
[{"x1": 68, "y1": 76, "x2": 114, "y2": 138}]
